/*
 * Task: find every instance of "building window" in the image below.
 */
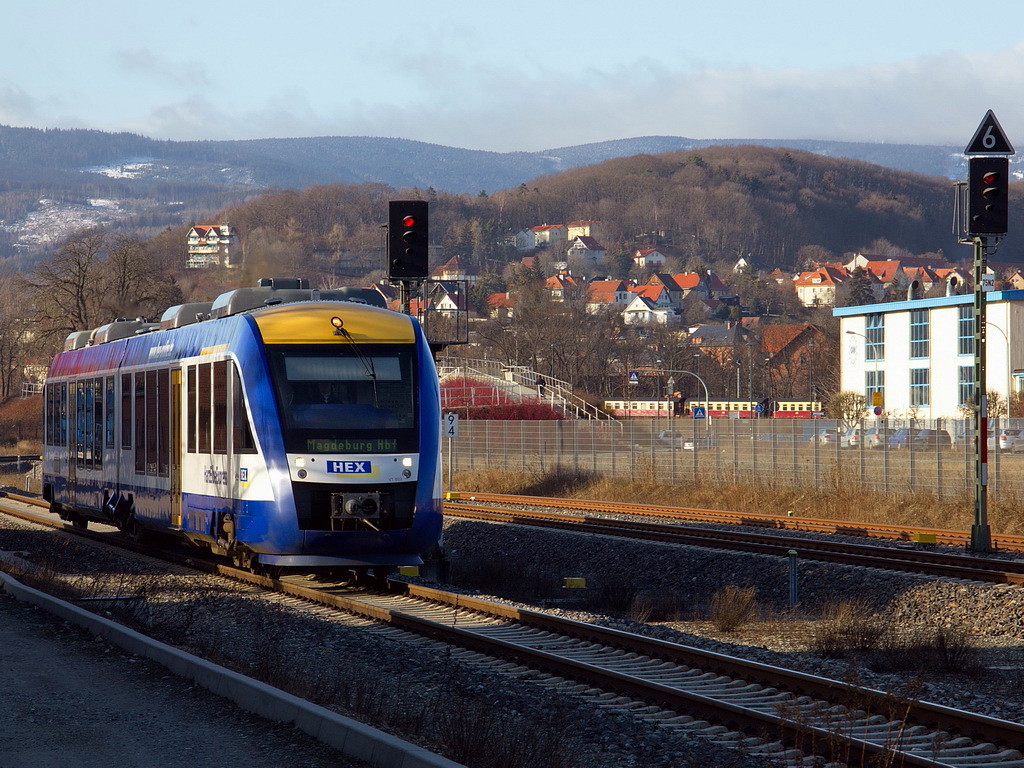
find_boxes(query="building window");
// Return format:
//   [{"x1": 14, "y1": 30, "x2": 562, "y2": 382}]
[
  {"x1": 910, "y1": 309, "x2": 929, "y2": 359},
  {"x1": 910, "y1": 368, "x2": 930, "y2": 407},
  {"x1": 959, "y1": 366, "x2": 974, "y2": 408},
  {"x1": 866, "y1": 313, "x2": 884, "y2": 361},
  {"x1": 959, "y1": 306, "x2": 974, "y2": 356},
  {"x1": 866, "y1": 370, "x2": 884, "y2": 406}
]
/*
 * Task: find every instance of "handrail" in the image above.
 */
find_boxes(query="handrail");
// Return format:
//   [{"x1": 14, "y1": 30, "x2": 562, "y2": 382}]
[{"x1": 437, "y1": 357, "x2": 612, "y2": 420}]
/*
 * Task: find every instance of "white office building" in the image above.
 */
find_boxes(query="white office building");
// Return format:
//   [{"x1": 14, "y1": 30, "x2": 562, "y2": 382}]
[{"x1": 835, "y1": 289, "x2": 1024, "y2": 420}]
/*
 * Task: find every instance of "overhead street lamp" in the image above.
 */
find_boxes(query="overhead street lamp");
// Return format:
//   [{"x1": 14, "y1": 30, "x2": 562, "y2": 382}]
[{"x1": 652, "y1": 367, "x2": 710, "y2": 433}]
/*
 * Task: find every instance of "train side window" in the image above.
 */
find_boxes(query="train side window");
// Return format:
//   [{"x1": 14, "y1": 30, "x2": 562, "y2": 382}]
[
  {"x1": 146, "y1": 370, "x2": 158, "y2": 474},
  {"x1": 59, "y1": 383, "x2": 67, "y2": 446},
  {"x1": 157, "y1": 368, "x2": 169, "y2": 476},
  {"x1": 198, "y1": 362, "x2": 211, "y2": 453},
  {"x1": 121, "y1": 373, "x2": 132, "y2": 449},
  {"x1": 105, "y1": 376, "x2": 115, "y2": 449},
  {"x1": 231, "y1": 363, "x2": 257, "y2": 454},
  {"x1": 187, "y1": 365, "x2": 197, "y2": 453},
  {"x1": 44, "y1": 384, "x2": 52, "y2": 445},
  {"x1": 213, "y1": 360, "x2": 227, "y2": 454},
  {"x1": 134, "y1": 374, "x2": 146, "y2": 473},
  {"x1": 92, "y1": 377, "x2": 103, "y2": 469}
]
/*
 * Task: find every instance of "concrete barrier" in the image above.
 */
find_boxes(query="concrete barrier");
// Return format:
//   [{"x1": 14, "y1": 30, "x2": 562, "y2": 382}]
[{"x1": 0, "y1": 569, "x2": 466, "y2": 768}]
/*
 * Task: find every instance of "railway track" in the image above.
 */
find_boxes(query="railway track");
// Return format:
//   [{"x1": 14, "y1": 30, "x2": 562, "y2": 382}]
[
  {"x1": 448, "y1": 492, "x2": 1024, "y2": 552},
  {"x1": 444, "y1": 503, "x2": 1024, "y2": 585},
  {"x1": 3, "y1": 493, "x2": 1024, "y2": 766}
]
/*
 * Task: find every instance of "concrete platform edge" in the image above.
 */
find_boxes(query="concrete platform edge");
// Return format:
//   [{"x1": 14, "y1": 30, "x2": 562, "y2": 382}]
[{"x1": 0, "y1": 570, "x2": 466, "y2": 768}]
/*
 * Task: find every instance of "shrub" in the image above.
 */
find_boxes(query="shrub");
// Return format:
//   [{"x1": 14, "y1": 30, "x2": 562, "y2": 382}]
[{"x1": 709, "y1": 585, "x2": 758, "y2": 632}]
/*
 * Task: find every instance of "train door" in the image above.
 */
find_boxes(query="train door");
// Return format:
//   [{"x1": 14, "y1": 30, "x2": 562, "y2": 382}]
[
  {"x1": 67, "y1": 381, "x2": 77, "y2": 507},
  {"x1": 170, "y1": 369, "x2": 182, "y2": 528}
]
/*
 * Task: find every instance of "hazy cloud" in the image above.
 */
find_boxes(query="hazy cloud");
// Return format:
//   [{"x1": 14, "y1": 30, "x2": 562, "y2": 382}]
[
  {"x1": 100, "y1": 44, "x2": 1024, "y2": 152},
  {"x1": 114, "y1": 49, "x2": 214, "y2": 90}
]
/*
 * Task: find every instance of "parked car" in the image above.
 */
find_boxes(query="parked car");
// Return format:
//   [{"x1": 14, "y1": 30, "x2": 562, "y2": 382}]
[
  {"x1": 888, "y1": 428, "x2": 912, "y2": 449},
  {"x1": 840, "y1": 427, "x2": 860, "y2": 448},
  {"x1": 683, "y1": 435, "x2": 717, "y2": 451},
  {"x1": 912, "y1": 428, "x2": 953, "y2": 449},
  {"x1": 657, "y1": 429, "x2": 684, "y2": 447},
  {"x1": 861, "y1": 426, "x2": 896, "y2": 448},
  {"x1": 990, "y1": 428, "x2": 1024, "y2": 452},
  {"x1": 891, "y1": 428, "x2": 953, "y2": 449},
  {"x1": 812, "y1": 429, "x2": 836, "y2": 446}
]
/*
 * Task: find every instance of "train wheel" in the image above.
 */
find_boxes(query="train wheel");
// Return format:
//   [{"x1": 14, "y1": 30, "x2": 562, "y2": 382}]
[
  {"x1": 120, "y1": 514, "x2": 147, "y2": 545},
  {"x1": 71, "y1": 516, "x2": 88, "y2": 530}
]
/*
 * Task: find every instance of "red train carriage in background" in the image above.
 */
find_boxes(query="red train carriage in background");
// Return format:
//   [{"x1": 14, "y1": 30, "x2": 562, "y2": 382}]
[{"x1": 604, "y1": 398, "x2": 823, "y2": 419}]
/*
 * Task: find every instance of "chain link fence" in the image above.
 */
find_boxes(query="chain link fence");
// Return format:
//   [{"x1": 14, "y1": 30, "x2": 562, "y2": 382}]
[{"x1": 444, "y1": 417, "x2": 1024, "y2": 500}]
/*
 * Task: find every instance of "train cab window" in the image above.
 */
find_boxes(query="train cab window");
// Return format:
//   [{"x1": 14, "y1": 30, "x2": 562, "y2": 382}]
[{"x1": 267, "y1": 345, "x2": 418, "y2": 453}]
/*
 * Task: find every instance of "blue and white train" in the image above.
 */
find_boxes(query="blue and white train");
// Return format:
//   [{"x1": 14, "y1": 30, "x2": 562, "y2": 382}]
[{"x1": 42, "y1": 278, "x2": 443, "y2": 574}]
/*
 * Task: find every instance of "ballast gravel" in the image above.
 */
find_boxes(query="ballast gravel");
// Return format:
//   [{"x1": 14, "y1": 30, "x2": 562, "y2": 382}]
[{"x1": 3, "y1": 508, "x2": 1024, "y2": 768}]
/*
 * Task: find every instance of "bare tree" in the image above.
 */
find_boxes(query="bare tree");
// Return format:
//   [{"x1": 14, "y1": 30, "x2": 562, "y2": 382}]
[{"x1": 27, "y1": 228, "x2": 108, "y2": 341}]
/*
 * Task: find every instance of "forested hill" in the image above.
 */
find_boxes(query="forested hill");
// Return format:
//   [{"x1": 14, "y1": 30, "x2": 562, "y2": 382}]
[
  {"x1": 0, "y1": 126, "x2": 1015, "y2": 268},
  {"x1": 211, "y1": 145, "x2": 1008, "y2": 280}
]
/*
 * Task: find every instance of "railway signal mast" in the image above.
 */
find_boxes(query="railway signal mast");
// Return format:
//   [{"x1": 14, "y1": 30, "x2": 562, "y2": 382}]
[
  {"x1": 960, "y1": 110, "x2": 1014, "y2": 553},
  {"x1": 387, "y1": 200, "x2": 429, "y2": 315}
]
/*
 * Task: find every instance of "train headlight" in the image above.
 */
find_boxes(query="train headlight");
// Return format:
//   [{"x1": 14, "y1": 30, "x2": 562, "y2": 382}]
[
  {"x1": 294, "y1": 457, "x2": 306, "y2": 468},
  {"x1": 402, "y1": 457, "x2": 413, "y2": 467},
  {"x1": 331, "y1": 316, "x2": 344, "y2": 335}
]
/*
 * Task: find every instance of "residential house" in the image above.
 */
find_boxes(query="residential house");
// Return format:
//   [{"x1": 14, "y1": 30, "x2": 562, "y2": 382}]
[
  {"x1": 633, "y1": 248, "x2": 667, "y2": 269},
  {"x1": 186, "y1": 224, "x2": 238, "y2": 269},
  {"x1": 585, "y1": 279, "x2": 631, "y2": 313},
  {"x1": 644, "y1": 273, "x2": 683, "y2": 306},
  {"x1": 432, "y1": 255, "x2": 478, "y2": 285},
  {"x1": 486, "y1": 292, "x2": 516, "y2": 319},
  {"x1": 621, "y1": 294, "x2": 677, "y2": 326},
  {"x1": 514, "y1": 224, "x2": 567, "y2": 251},
  {"x1": 794, "y1": 266, "x2": 847, "y2": 307},
  {"x1": 566, "y1": 220, "x2": 605, "y2": 241},
  {"x1": 567, "y1": 235, "x2": 606, "y2": 265},
  {"x1": 545, "y1": 272, "x2": 581, "y2": 302},
  {"x1": 673, "y1": 271, "x2": 725, "y2": 300},
  {"x1": 761, "y1": 322, "x2": 828, "y2": 400}
]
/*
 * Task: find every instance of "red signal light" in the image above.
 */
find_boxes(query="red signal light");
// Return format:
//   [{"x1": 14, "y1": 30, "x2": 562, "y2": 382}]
[
  {"x1": 402, "y1": 215, "x2": 416, "y2": 227},
  {"x1": 983, "y1": 171, "x2": 999, "y2": 184}
]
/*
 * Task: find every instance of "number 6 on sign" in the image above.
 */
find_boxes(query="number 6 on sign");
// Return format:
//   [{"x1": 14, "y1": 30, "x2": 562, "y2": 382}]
[{"x1": 444, "y1": 413, "x2": 459, "y2": 438}]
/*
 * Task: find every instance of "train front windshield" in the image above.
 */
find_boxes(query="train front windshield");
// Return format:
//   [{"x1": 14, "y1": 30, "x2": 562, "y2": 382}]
[{"x1": 267, "y1": 345, "x2": 418, "y2": 453}]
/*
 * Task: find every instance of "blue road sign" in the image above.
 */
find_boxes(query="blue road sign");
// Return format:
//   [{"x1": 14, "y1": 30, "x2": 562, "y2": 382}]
[
  {"x1": 628, "y1": 370, "x2": 640, "y2": 385},
  {"x1": 692, "y1": 406, "x2": 706, "y2": 419},
  {"x1": 755, "y1": 403, "x2": 764, "y2": 413}
]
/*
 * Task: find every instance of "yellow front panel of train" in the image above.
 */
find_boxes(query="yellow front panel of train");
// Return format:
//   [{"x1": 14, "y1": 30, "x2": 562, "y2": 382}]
[{"x1": 253, "y1": 303, "x2": 415, "y2": 344}]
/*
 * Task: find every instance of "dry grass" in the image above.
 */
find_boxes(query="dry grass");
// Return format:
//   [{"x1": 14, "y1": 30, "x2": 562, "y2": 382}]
[
  {"x1": 453, "y1": 467, "x2": 1024, "y2": 535},
  {"x1": 708, "y1": 585, "x2": 758, "y2": 632}
]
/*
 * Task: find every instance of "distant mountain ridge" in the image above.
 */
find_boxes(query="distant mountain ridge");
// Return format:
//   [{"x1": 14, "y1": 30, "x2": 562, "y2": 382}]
[
  {"x1": 0, "y1": 125, "x2": 973, "y2": 195},
  {"x1": 0, "y1": 124, "x2": 989, "y2": 259}
]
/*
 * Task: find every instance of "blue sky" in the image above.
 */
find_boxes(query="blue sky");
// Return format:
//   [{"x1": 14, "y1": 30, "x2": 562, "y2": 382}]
[{"x1": 3, "y1": 0, "x2": 1023, "y2": 151}]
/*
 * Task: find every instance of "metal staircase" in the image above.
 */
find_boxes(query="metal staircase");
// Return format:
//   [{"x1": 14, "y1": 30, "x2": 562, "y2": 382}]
[{"x1": 435, "y1": 357, "x2": 611, "y2": 420}]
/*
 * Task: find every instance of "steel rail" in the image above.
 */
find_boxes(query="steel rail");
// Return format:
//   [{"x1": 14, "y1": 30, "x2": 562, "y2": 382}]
[
  {"x1": 449, "y1": 492, "x2": 1024, "y2": 551},
  {"x1": 444, "y1": 503, "x2": 1024, "y2": 584}
]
